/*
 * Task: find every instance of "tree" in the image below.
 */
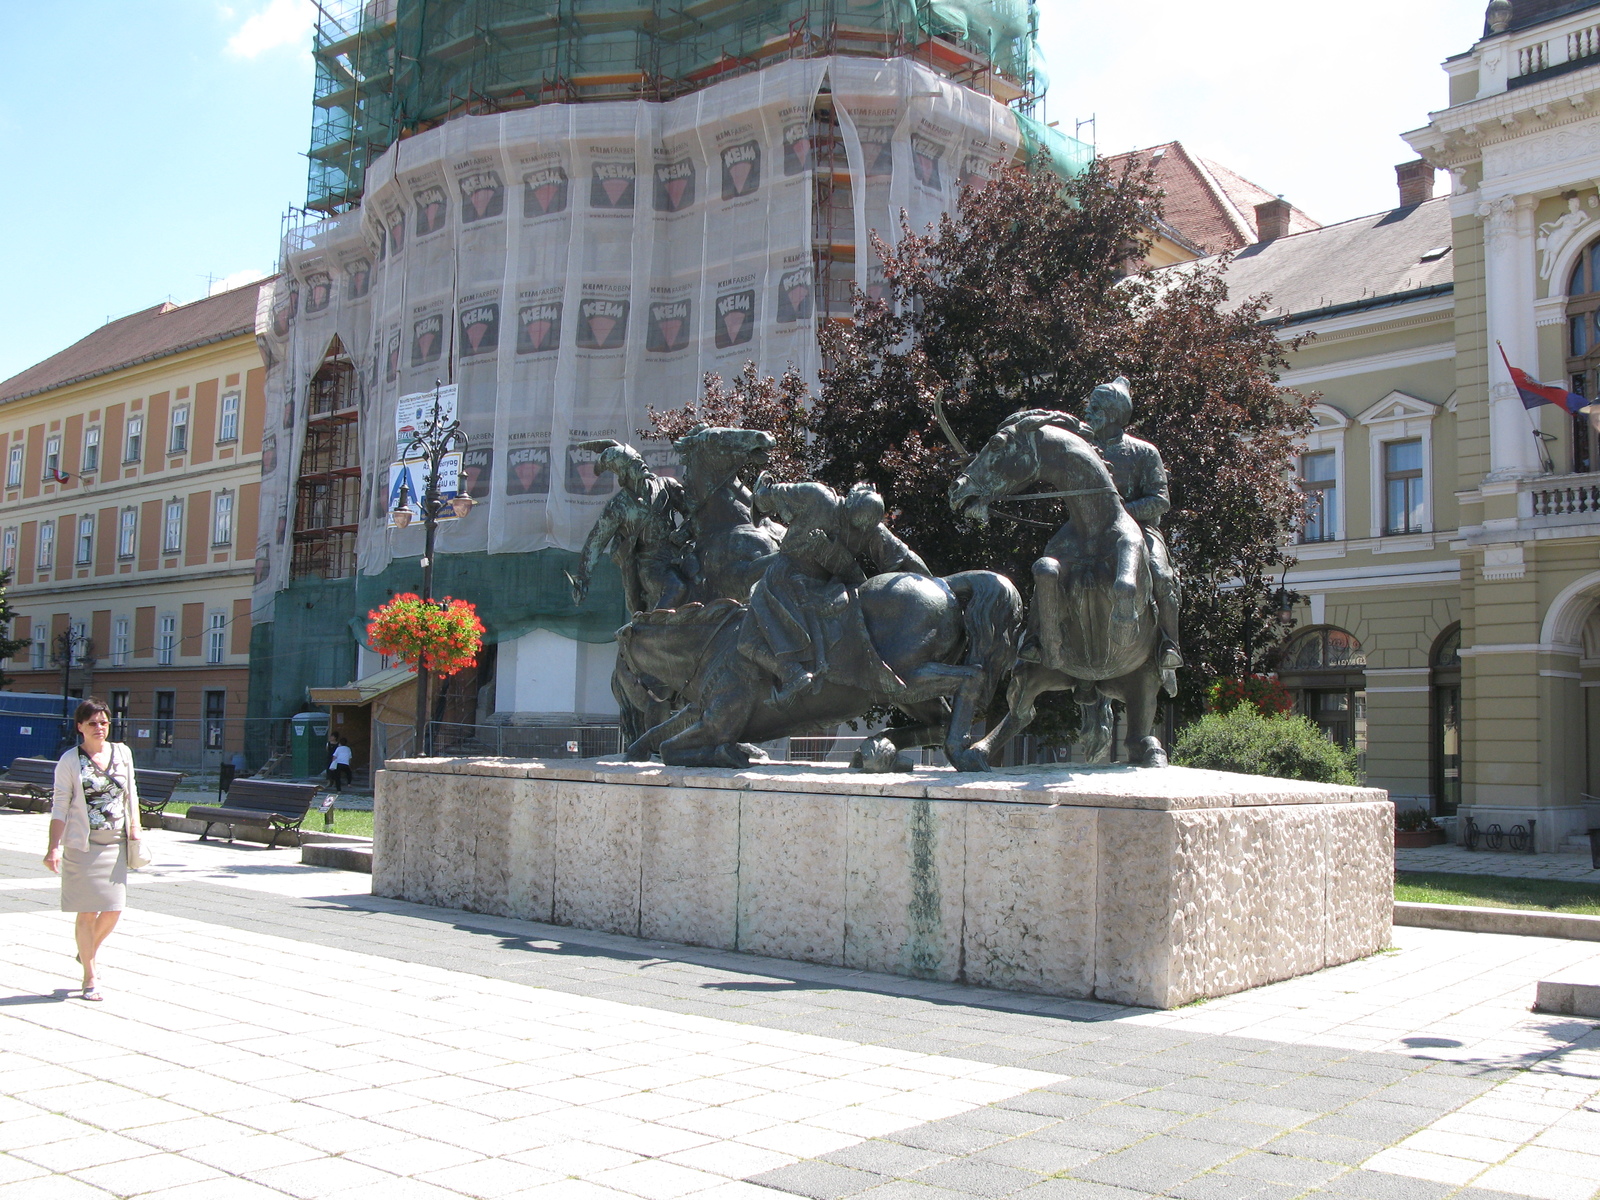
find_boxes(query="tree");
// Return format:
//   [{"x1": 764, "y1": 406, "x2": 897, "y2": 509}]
[
  {"x1": 809, "y1": 160, "x2": 1314, "y2": 728},
  {"x1": 0, "y1": 570, "x2": 30, "y2": 690},
  {"x1": 644, "y1": 363, "x2": 813, "y2": 482}
]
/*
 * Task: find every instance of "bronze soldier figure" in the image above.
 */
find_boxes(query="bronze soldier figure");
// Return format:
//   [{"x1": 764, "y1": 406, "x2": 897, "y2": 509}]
[
  {"x1": 737, "y1": 479, "x2": 929, "y2": 704},
  {"x1": 569, "y1": 440, "x2": 690, "y2": 614}
]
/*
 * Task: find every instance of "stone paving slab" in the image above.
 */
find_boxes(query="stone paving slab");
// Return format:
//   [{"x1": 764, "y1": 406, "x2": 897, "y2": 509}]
[
  {"x1": 1396, "y1": 847, "x2": 1600, "y2": 882},
  {"x1": 5, "y1": 810, "x2": 1600, "y2": 1199}
]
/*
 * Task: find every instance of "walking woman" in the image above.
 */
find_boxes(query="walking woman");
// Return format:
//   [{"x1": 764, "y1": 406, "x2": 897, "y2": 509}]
[{"x1": 41, "y1": 698, "x2": 142, "y2": 1001}]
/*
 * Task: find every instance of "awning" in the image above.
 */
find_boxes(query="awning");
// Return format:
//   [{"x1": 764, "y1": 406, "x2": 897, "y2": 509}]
[{"x1": 308, "y1": 665, "x2": 414, "y2": 706}]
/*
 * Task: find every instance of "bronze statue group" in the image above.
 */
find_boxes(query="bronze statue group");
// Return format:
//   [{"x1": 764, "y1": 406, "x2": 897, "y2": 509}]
[{"x1": 575, "y1": 378, "x2": 1181, "y2": 771}]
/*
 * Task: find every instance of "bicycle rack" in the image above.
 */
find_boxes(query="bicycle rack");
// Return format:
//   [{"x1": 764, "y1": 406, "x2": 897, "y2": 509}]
[{"x1": 1463, "y1": 816, "x2": 1536, "y2": 854}]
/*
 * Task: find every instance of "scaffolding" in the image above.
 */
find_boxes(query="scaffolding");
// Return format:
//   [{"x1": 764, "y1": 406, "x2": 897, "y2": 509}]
[{"x1": 306, "y1": 0, "x2": 1050, "y2": 212}]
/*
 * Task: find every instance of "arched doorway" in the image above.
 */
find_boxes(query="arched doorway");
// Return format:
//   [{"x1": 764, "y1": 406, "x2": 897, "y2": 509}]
[
  {"x1": 1431, "y1": 624, "x2": 1461, "y2": 815},
  {"x1": 1565, "y1": 236, "x2": 1600, "y2": 472},
  {"x1": 1277, "y1": 627, "x2": 1368, "y2": 758}
]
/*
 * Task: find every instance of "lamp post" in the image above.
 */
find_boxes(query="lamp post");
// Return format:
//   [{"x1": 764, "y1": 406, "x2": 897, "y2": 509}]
[
  {"x1": 51, "y1": 628, "x2": 94, "y2": 747},
  {"x1": 390, "y1": 382, "x2": 474, "y2": 756}
]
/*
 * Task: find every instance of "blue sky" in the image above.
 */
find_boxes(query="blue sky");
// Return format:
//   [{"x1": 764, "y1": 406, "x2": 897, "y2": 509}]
[{"x1": 0, "y1": 0, "x2": 1487, "y2": 384}]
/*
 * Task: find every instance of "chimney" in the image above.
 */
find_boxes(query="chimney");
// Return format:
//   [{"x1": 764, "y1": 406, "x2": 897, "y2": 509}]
[
  {"x1": 1254, "y1": 197, "x2": 1292, "y2": 242},
  {"x1": 1396, "y1": 160, "x2": 1436, "y2": 207}
]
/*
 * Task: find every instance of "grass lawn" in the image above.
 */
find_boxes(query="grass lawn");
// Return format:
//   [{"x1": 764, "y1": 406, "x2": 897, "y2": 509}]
[
  {"x1": 1396, "y1": 870, "x2": 1600, "y2": 915},
  {"x1": 166, "y1": 802, "x2": 374, "y2": 839}
]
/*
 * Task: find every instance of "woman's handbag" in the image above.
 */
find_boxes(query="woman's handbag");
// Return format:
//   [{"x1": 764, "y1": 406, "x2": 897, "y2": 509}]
[{"x1": 124, "y1": 823, "x2": 151, "y2": 869}]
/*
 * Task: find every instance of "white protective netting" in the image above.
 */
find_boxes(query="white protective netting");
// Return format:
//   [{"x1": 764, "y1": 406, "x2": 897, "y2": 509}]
[{"x1": 254, "y1": 55, "x2": 1027, "y2": 617}]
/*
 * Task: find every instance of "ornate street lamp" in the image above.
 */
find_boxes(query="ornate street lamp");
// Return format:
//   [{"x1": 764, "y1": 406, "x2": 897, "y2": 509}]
[{"x1": 389, "y1": 382, "x2": 472, "y2": 756}]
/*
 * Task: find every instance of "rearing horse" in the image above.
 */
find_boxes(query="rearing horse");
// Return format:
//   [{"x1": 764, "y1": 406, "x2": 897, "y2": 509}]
[
  {"x1": 673, "y1": 425, "x2": 783, "y2": 604},
  {"x1": 948, "y1": 413, "x2": 1169, "y2": 767}
]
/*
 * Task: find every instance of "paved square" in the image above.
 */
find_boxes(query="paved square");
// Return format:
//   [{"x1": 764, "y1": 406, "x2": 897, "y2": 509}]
[{"x1": 4, "y1": 809, "x2": 1600, "y2": 1199}]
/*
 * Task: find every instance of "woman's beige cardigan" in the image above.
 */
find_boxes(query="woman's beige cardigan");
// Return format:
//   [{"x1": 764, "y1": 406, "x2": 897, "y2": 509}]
[{"x1": 50, "y1": 744, "x2": 141, "y2": 853}]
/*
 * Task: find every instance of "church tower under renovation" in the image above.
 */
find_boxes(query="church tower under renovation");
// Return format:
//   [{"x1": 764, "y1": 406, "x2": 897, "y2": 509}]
[{"x1": 250, "y1": 0, "x2": 1083, "y2": 747}]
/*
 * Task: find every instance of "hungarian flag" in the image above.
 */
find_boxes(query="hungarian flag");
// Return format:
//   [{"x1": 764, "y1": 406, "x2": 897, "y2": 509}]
[{"x1": 1499, "y1": 343, "x2": 1586, "y2": 413}]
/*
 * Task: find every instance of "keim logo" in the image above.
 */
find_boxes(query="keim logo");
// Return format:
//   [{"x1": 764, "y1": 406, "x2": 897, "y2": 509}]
[
  {"x1": 270, "y1": 286, "x2": 298, "y2": 336},
  {"x1": 459, "y1": 303, "x2": 499, "y2": 355},
  {"x1": 304, "y1": 271, "x2": 333, "y2": 313},
  {"x1": 859, "y1": 127, "x2": 895, "y2": 177},
  {"x1": 959, "y1": 153, "x2": 992, "y2": 192},
  {"x1": 714, "y1": 289, "x2": 755, "y2": 348},
  {"x1": 647, "y1": 299, "x2": 692, "y2": 353},
  {"x1": 776, "y1": 267, "x2": 812, "y2": 322},
  {"x1": 414, "y1": 185, "x2": 449, "y2": 236},
  {"x1": 459, "y1": 170, "x2": 504, "y2": 222},
  {"x1": 346, "y1": 258, "x2": 371, "y2": 299},
  {"x1": 411, "y1": 313, "x2": 444, "y2": 365},
  {"x1": 590, "y1": 161, "x2": 636, "y2": 210},
  {"x1": 385, "y1": 330, "x2": 401, "y2": 382},
  {"x1": 386, "y1": 207, "x2": 406, "y2": 253},
  {"x1": 721, "y1": 140, "x2": 761, "y2": 199},
  {"x1": 522, "y1": 166, "x2": 569, "y2": 217},
  {"x1": 783, "y1": 121, "x2": 812, "y2": 175},
  {"x1": 506, "y1": 445, "x2": 550, "y2": 495},
  {"x1": 911, "y1": 135, "x2": 944, "y2": 189},
  {"x1": 516, "y1": 302, "x2": 562, "y2": 355},
  {"x1": 565, "y1": 442, "x2": 617, "y2": 496},
  {"x1": 462, "y1": 447, "x2": 493, "y2": 498},
  {"x1": 576, "y1": 298, "x2": 629, "y2": 350},
  {"x1": 865, "y1": 264, "x2": 889, "y2": 305},
  {"x1": 653, "y1": 158, "x2": 696, "y2": 213}
]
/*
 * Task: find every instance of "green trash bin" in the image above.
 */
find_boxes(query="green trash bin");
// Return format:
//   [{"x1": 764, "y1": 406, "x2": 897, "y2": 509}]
[{"x1": 290, "y1": 711, "x2": 331, "y2": 779}]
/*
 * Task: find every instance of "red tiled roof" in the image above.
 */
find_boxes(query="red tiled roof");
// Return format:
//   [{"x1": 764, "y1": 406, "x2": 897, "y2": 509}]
[
  {"x1": 0, "y1": 279, "x2": 271, "y2": 405},
  {"x1": 1106, "y1": 142, "x2": 1320, "y2": 255}
]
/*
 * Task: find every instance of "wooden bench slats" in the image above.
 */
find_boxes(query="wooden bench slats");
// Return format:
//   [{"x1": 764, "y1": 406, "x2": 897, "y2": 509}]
[{"x1": 187, "y1": 779, "x2": 321, "y2": 849}]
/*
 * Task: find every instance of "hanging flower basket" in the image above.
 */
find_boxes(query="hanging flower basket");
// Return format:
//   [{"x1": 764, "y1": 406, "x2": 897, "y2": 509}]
[{"x1": 367, "y1": 593, "x2": 484, "y2": 678}]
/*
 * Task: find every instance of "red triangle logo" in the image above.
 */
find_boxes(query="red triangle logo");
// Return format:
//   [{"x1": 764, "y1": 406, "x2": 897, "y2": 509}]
[
  {"x1": 589, "y1": 315, "x2": 617, "y2": 346},
  {"x1": 526, "y1": 320, "x2": 552, "y2": 350},
  {"x1": 533, "y1": 184, "x2": 559, "y2": 213},
  {"x1": 722, "y1": 311, "x2": 746, "y2": 343},
  {"x1": 666, "y1": 178, "x2": 689, "y2": 209},
  {"x1": 658, "y1": 319, "x2": 681, "y2": 348},
  {"x1": 602, "y1": 178, "x2": 630, "y2": 206},
  {"x1": 467, "y1": 323, "x2": 489, "y2": 351},
  {"x1": 471, "y1": 189, "x2": 494, "y2": 217},
  {"x1": 729, "y1": 162, "x2": 753, "y2": 194}
]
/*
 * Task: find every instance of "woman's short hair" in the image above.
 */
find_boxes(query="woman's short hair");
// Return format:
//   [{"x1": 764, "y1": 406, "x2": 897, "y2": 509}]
[{"x1": 74, "y1": 698, "x2": 111, "y2": 726}]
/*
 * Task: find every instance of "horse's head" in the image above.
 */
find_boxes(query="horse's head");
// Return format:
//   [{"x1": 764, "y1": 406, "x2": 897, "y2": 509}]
[
  {"x1": 673, "y1": 425, "x2": 775, "y2": 487},
  {"x1": 948, "y1": 415, "x2": 1047, "y2": 526}
]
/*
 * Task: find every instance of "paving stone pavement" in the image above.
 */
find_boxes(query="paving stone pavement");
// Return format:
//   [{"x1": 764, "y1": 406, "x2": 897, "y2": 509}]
[
  {"x1": 5, "y1": 810, "x2": 1600, "y2": 1200},
  {"x1": 1394, "y1": 847, "x2": 1600, "y2": 883}
]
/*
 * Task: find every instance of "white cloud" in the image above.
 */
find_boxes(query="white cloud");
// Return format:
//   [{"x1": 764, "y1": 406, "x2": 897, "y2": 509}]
[
  {"x1": 225, "y1": 0, "x2": 314, "y2": 58},
  {"x1": 1035, "y1": 0, "x2": 1485, "y2": 224},
  {"x1": 210, "y1": 268, "x2": 272, "y2": 296}
]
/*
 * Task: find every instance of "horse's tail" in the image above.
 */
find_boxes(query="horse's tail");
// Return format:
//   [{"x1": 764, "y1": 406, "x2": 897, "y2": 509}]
[{"x1": 945, "y1": 570, "x2": 1024, "y2": 711}]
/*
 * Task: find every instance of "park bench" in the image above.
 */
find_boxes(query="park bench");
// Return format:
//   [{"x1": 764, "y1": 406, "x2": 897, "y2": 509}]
[
  {"x1": 0, "y1": 758, "x2": 57, "y2": 812},
  {"x1": 135, "y1": 769, "x2": 186, "y2": 819},
  {"x1": 185, "y1": 779, "x2": 321, "y2": 849}
]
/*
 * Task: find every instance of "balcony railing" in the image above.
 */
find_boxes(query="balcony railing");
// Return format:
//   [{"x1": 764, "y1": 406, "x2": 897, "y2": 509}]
[{"x1": 1527, "y1": 473, "x2": 1600, "y2": 518}]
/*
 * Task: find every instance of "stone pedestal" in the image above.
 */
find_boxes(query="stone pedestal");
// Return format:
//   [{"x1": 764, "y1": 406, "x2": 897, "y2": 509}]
[{"x1": 373, "y1": 759, "x2": 1391, "y2": 1009}]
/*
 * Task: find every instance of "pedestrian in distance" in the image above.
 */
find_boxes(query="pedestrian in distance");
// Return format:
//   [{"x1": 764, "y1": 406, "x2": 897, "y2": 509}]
[
  {"x1": 41, "y1": 698, "x2": 146, "y2": 1001},
  {"x1": 327, "y1": 734, "x2": 353, "y2": 794}
]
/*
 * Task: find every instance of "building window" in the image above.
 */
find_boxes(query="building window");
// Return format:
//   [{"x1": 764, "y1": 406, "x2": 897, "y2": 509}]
[
  {"x1": 109, "y1": 691, "x2": 129, "y2": 742},
  {"x1": 1, "y1": 528, "x2": 15, "y2": 574},
  {"x1": 206, "y1": 611, "x2": 226, "y2": 664},
  {"x1": 1431, "y1": 625, "x2": 1461, "y2": 817},
  {"x1": 112, "y1": 616, "x2": 129, "y2": 667},
  {"x1": 1277, "y1": 627, "x2": 1368, "y2": 767},
  {"x1": 75, "y1": 514, "x2": 93, "y2": 565},
  {"x1": 1567, "y1": 238, "x2": 1600, "y2": 473},
  {"x1": 43, "y1": 436, "x2": 61, "y2": 481},
  {"x1": 69, "y1": 620, "x2": 87, "y2": 661},
  {"x1": 212, "y1": 492, "x2": 234, "y2": 546},
  {"x1": 123, "y1": 416, "x2": 143, "y2": 463},
  {"x1": 218, "y1": 392, "x2": 240, "y2": 443},
  {"x1": 1299, "y1": 450, "x2": 1338, "y2": 542},
  {"x1": 82, "y1": 427, "x2": 100, "y2": 473},
  {"x1": 117, "y1": 508, "x2": 136, "y2": 559},
  {"x1": 154, "y1": 690, "x2": 175, "y2": 748},
  {"x1": 157, "y1": 615, "x2": 176, "y2": 666},
  {"x1": 162, "y1": 500, "x2": 182, "y2": 554},
  {"x1": 37, "y1": 521, "x2": 53, "y2": 569},
  {"x1": 169, "y1": 406, "x2": 189, "y2": 454},
  {"x1": 30, "y1": 623, "x2": 45, "y2": 670},
  {"x1": 204, "y1": 690, "x2": 225, "y2": 749},
  {"x1": 6, "y1": 445, "x2": 21, "y2": 488},
  {"x1": 1383, "y1": 439, "x2": 1425, "y2": 534}
]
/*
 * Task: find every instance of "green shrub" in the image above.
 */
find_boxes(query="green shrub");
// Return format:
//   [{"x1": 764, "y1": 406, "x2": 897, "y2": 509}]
[{"x1": 1172, "y1": 704, "x2": 1360, "y2": 785}]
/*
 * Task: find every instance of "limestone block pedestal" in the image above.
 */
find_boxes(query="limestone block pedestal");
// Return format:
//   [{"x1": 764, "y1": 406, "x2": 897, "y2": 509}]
[{"x1": 373, "y1": 759, "x2": 1391, "y2": 1009}]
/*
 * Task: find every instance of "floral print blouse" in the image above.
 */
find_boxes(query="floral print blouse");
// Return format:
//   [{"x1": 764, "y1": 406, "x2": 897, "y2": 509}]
[{"x1": 78, "y1": 749, "x2": 125, "y2": 832}]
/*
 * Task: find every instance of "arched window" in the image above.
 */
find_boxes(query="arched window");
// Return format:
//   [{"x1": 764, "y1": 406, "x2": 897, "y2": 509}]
[
  {"x1": 1431, "y1": 625, "x2": 1461, "y2": 815},
  {"x1": 1566, "y1": 240, "x2": 1600, "y2": 472},
  {"x1": 1277, "y1": 627, "x2": 1367, "y2": 753}
]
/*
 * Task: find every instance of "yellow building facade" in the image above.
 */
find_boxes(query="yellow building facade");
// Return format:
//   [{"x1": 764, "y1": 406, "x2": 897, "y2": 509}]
[{"x1": 0, "y1": 282, "x2": 268, "y2": 769}]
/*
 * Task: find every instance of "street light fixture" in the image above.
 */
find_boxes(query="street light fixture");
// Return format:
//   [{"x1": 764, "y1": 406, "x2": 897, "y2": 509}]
[{"x1": 389, "y1": 381, "x2": 473, "y2": 756}]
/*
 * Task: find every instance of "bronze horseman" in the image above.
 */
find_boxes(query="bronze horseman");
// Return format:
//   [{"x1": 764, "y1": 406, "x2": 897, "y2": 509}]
[{"x1": 569, "y1": 440, "x2": 691, "y2": 614}]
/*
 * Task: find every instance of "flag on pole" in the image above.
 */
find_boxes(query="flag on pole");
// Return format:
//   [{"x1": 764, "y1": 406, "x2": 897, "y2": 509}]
[{"x1": 1497, "y1": 342, "x2": 1587, "y2": 413}]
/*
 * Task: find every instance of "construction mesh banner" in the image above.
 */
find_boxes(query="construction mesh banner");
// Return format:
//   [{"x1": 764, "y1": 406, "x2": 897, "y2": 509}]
[{"x1": 255, "y1": 56, "x2": 1029, "y2": 620}]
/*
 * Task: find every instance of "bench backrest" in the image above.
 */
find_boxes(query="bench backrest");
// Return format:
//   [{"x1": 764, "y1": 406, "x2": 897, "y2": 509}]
[
  {"x1": 222, "y1": 778, "x2": 319, "y2": 818},
  {"x1": 134, "y1": 768, "x2": 185, "y2": 802},
  {"x1": 4, "y1": 758, "x2": 58, "y2": 788}
]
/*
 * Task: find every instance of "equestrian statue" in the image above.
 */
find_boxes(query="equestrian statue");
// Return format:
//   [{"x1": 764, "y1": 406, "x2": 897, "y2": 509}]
[{"x1": 947, "y1": 378, "x2": 1182, "y2": 767}]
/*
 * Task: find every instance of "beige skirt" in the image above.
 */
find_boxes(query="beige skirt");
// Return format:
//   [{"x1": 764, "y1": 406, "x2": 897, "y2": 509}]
[{"x1": 60, "y1": 829, "x2": 126, "y2": 913}]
